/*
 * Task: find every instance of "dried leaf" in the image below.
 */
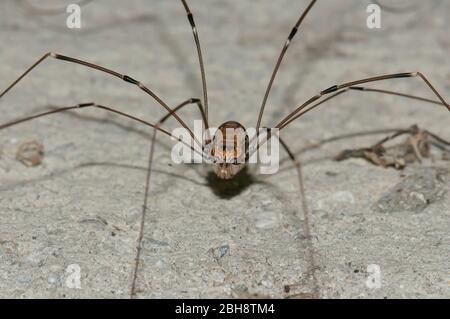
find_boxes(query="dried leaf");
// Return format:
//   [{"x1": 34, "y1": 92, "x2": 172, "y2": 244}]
[
  {"x1": 335, "y1": 125, "x2": 449, "y2": 169},
  {"x1": 16, "y1": 140, "x2": 44, "y2": 167}
]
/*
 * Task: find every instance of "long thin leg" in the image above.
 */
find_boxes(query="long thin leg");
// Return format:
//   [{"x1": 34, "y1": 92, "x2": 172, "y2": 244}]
[
  {"x1": 158, "y1": 98, "x2": 206, "y2": 128},
  {"x1": 0, "y1": 102, "x2": 205, "y2": 158},
  {"x1": 1, "y1": 99, "x2": 206, "y2": 297},
  {"x1": 278, "y1": 137, "x2": 319, "y2": 298},
  {"x1": 281, "y1": 85, "x2": 447, "y2": 129},
  {"x1": 0, "y1": 52, "x2": 203, "y2": 148},
  {"x1": 256, "y1": 0, "x2": 318, "y2": 132},
  {"x1": 181, "y1": 0, "x2": 209, "y2": 126},
  {"x1": 130, "y1": 97, "x2": 204, "y2": 298},
  {"x1": 276, "y1": 72, "x2": 449, "y2": 130},
  {"x1": 249, "y1": 83, "x2": 447, "y2": 157}
]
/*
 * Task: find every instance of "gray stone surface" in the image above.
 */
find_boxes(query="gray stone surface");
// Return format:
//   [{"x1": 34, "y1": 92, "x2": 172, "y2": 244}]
[{"x1": 0, "y1": 0, "x2": 449, "y2": 298}]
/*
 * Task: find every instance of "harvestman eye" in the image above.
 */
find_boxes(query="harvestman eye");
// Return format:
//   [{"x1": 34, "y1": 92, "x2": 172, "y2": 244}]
[{"x1": 0, "y1": 0, "x2": 448, "y2": 298}]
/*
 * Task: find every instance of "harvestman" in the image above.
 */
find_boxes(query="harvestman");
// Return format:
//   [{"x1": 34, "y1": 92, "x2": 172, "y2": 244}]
[{"x1": 1, "y1": 0, "x2": 449, "y2": 297}]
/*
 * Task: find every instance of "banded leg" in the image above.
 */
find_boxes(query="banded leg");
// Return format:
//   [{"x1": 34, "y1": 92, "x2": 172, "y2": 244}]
[
  {"x1": 277, "y1": 72, "x2": 449, "y2": 129},
  {"x1": 256, "y1": 0, "x2": 318, "y2": 131},
  {"x1": 0, "y1": 52, "x2": 203, "y2": 148},
  {"x1": 0, "y1": 102, "x2": 204, "y2": 158},
  {"x1": 157, "y1": 98, "x2": 206, "y2": 128},
  {"x1": 1, "y1": 98, "x2": 207, "y2": 298},
  {"x1": 181, "y1": 0, "x2": 209, "y2": 126},
  {"x1": 281, "y1": 84, "x2": 447, "y2": 129}
]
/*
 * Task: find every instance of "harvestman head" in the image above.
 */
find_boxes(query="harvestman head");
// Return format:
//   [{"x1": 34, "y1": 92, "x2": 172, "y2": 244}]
[{"x1": 0, "y1": 0, "x2": 448, "y2": 297}]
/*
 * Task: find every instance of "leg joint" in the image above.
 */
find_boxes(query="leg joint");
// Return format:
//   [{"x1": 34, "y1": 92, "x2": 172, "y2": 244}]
[
  {"x1": 288, "y1": 27, "x2": 298, "y2": 41},
  {"x1": 187, "y1": 13, "x2": 196, "y2": 28},
  {"x1": 349, "y1": 86, "x2": 365, "y2": 91},
  {"x1": 392, "y1": 72, "x2": 415, "y2": 79},
  {"x1": 78, "y1": 102, "x2": 95, "y2": 108},
  {"x1": 321, "y1": 85, "x2": 338, "y2": 95},
  {"x1": 123, "y1": 75, "x2": 140, "y2": 85}
]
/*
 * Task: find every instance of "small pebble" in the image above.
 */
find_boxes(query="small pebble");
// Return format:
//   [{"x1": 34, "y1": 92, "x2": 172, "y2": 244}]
[{"x1": 211, "y1": 244, "x2": 230, "y2": 260}]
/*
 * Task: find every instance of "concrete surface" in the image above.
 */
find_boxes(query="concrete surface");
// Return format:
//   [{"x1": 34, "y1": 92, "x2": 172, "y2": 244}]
[{"x1": 0, "y1": 0, "x2": 449, "y2": 298}]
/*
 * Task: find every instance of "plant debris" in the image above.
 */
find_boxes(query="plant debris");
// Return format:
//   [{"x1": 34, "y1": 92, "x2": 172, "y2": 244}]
[
  {"x1": 16, "y1": 140, "x2": 44, "y2": 167},
  {"x1": 334, "y1": 125, "x2": 450, "y2": 169}
]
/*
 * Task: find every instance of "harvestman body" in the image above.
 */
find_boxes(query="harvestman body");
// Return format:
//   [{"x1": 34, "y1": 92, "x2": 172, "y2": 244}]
[{"x1": 1, "y1": 0, "x2": 449, "y2": 297}]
